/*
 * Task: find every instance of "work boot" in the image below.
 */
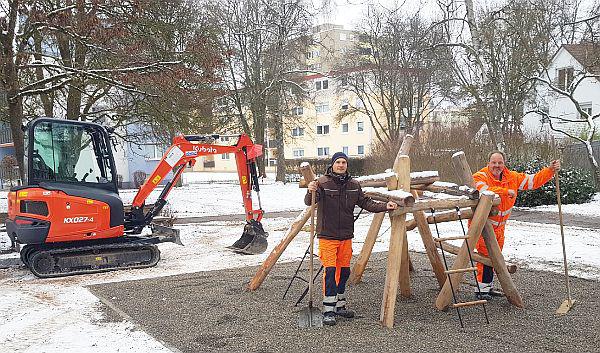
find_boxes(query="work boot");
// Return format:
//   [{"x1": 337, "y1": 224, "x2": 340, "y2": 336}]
[
  {"x1": 475, "y1": 291, "x2": 492, "y2": 301},
  {"x1": 322, "y1": 311, "x2": 336, "y2": 326},
  {"x1": 335, "y1": 306, "x2": 355, "y2": 318}
]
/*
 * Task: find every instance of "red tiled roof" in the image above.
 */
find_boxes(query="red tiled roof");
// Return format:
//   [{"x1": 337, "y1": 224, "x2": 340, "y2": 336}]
[{"x1": 563, "y1": 44, "x2": 600, "y2": 75}]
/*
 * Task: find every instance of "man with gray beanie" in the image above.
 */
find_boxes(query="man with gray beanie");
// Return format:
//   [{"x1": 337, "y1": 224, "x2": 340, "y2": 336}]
[{"x1": 305, "y1": 151, "x2": 398, "y2": 326}]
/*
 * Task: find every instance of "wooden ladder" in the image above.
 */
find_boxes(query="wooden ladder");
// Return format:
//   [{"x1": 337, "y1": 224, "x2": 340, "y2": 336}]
[{"x1": 431, "y1": 208, "x2": 490, "y2": 328}]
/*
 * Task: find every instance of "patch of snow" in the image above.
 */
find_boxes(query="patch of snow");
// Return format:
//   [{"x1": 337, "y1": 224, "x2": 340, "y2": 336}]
[
  {"x1": 354, "y1": 172, "x2": 396, "y2": 182},
  {"x1": 410, "y1": 171, "x2": 439, "y2": 178}
]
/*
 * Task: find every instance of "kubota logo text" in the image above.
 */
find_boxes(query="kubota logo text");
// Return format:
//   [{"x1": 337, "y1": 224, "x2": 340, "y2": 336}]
[
  {"x1": 64, "y1": 216, "x2": 94, "y2": 224},
  {"x1": 193, "y1": 146, "x2": 217, "y2": 154}
]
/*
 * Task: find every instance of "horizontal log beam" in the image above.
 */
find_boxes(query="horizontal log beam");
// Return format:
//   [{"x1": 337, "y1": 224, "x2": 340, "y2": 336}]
[
  {"x1": 390, "y1": 196, "x2": 500, "y2": 216},
  {"x1": 365, "y1": 191, "x2": 415, "y2": 207}
]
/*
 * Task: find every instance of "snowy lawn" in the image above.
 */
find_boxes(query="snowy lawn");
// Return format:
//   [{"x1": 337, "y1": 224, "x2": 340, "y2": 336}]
[{"x1": 0, "y1": 173, "x2": 598, "y2": 352}]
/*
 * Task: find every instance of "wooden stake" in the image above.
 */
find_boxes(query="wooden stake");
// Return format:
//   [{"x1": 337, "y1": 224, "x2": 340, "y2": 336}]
[
  {"x1": 381, "y1": 155, "x2": 411, "y2": 327},
  {"x1": 411, "y1": 190, "x2": 446, "y2": 287},
  {"x1": 247, "y1": 206, "x2": 312, "y2": 291},
  {"x1": 449, "y1": 151, "x2": 524, "y2": 309}
]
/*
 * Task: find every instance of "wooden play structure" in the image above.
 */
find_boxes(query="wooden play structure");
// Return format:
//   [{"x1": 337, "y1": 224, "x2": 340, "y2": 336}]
[{"x1": 247, "y1": 135, "x2": 524, "y2": 328}]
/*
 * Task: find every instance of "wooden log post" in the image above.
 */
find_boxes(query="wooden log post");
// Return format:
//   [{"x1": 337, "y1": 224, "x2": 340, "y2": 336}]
[
  {"x1": 247, "y1": 207, "x2": 312, "y2": 291},
  {"x1": 451, "y1": 151, "x2": 524, "y2": 308},
  {"x1": 380, "y1": 155, "x2": 411, "y2": 327},
  {"x1": 411, "y1": 190, "x2": 446, "y2": 287},
  {"x1": 435, "y1": 192, "x2": 495, "y2": 310},
  {"x1": 350, "y1": 135, "x2": 413, "y2": 285},
  {"x1": 247, "y1": 163, "x2": 315, "y2": 291}
]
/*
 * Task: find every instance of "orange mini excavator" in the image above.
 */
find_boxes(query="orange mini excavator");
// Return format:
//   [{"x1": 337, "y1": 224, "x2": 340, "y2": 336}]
[{"x1": 6, "y1": 117, "x2": 267, "y2": 278}]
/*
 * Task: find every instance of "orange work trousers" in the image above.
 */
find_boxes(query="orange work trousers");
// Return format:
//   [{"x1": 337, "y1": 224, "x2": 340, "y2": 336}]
[
  {"x1": 318, "y1": 238, "x2": 352, "y2": 294},
  {"x1": 476, "y1": 225, "x2": 506, "y2": 283}
]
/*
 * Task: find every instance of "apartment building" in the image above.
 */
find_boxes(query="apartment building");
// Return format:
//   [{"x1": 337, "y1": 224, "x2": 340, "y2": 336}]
[{"x1": 285, "y1": 24, "x2": 376, "y2": 161}]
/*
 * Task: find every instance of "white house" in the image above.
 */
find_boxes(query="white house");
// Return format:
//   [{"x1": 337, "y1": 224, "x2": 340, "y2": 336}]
[{"x1": 524, "y1": 44, "x2": 600, "y2": 139}]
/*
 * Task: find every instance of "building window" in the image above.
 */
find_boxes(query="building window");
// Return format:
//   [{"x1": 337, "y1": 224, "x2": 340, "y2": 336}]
[
  {"x1": 339, "y1": 76, "x2": 348, "y2": 86},
  {"x1": 315, "y1": 79, "x2": 329, "y2": 91},
  {"x1": 342, "y1": 146, "x2": 349, "y2": 155},
  {"x1": 317, "y1": 125, "x2": 330, "y2": 135},
  {"x1": 359, "y1": 47, "x2": 372, "y2": 55},
  {"x1": 220, "y1": 136, "x2": 230, "y2": 142},
  {"x1": 557, "y1": 67, "x2": 574, "y2": 91},
  {"x1": 291, "y1": 106, "x2": 303, "y2": 116},
  {"x1": 293, "y1": 149, "x2": 305, "y2": 158},
  {"x1": 355, "y1": 98, "x2": 364, "y2": 108},
  {"x1": 341, "y1": 100, "x2": 349, "y2": 111},
  {"x1": 142, "y1": 144, "x2": 168, "y2": 160},
  {"x1": 221, "y1": 153, "x2": 230, "y2": 160},
  {"x1": 317, "y1": 147, "x2": 330, "y2": 156},
  {"x1": 269, "y1": 159, "x2": 277, "y2": 166},
  {"x1": 315, "y1": 103, "x2": 330, "y2": 114},
  {"x1": 292, "y1": 127, "x2": 305, "y2": 136},
  {"x1": 357, "y1": 121, "x2": 364, "y2": 132},
  {"x1": 341, "y1": 123, "x2": 349, "y2": 133},
  {"x1": 580, "y1": 102, "x2": 593, "y2": 118},
  {"x1": 357, "y1": 145, "x2": 365, "y2": 155}
]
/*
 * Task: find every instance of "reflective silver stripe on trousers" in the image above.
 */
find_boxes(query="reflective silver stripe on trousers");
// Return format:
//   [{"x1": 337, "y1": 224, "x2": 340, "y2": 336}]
[
  {"x1": 336, "y1": 293, "x2": 347, "y2": 308},
  {"x1": 477, "y1": 281, "x2": 492, "y2": 293},
  {"x1": 323, "y1": 295, "x2": 336, "y2": 313},
  {"x1": 489, "y1": 219, "x2": 506, "y2": 227}
]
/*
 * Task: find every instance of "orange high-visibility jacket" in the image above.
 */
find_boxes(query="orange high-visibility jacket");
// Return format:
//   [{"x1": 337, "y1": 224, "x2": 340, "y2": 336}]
[{"x1": 473, "y1": 166, "x2": 555, "y2": 231}]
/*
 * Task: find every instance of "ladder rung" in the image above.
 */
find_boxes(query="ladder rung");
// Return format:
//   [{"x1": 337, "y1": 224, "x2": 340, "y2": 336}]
[
  {"x1": 433, "y1": 236, "x2": 470, "y2": 242},
  {"x1": 444, "y1": 267, "x2": 477, "y2": 274},
  {"x1": 452, "y1": 299, "x2": 487, "y2": 308}
]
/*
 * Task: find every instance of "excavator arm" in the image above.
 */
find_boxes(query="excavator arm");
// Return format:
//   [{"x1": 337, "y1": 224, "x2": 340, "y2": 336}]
[{"x1": 124, "y1": 133, "x2": 268, "y2": 254}]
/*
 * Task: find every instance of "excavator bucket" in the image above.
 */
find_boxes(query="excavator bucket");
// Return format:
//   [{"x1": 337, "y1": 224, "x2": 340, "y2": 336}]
[{"x1": 228, "y1": 219, "x2": 268, "y2": 255}]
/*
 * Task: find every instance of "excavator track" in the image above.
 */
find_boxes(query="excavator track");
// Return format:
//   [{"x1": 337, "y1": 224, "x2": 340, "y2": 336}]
[{"x1": 21, "y1": 241, "x2": 160, "y2": 278}]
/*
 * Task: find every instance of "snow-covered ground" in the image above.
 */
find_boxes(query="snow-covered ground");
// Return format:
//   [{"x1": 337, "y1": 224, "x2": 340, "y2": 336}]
[{"x1": 0, "y1": 173, "x2": 598, "y2": 353}]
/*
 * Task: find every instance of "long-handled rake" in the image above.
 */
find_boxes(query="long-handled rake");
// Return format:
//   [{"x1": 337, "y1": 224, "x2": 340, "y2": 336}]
[{"x1": 555, "y1": 173, "x2": 575, "y2": 315}]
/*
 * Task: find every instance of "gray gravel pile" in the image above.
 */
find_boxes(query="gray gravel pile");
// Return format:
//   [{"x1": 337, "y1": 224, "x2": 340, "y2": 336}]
[{"x1": 88, "y1": 252, "x2": 600, "y2": 353}]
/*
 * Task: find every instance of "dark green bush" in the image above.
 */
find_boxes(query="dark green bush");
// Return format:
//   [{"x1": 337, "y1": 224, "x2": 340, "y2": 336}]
[{"x1": 510, "y1": 160, "x2": 596, "y2": 206}]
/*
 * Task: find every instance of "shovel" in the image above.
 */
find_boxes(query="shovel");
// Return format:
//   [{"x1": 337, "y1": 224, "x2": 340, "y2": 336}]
[
  {"x1": 555, "y1": 173, "x2": 575, "y2": 315},
  {"x1": 298, "y1": 190, "x2": 323, "y2": 328}
]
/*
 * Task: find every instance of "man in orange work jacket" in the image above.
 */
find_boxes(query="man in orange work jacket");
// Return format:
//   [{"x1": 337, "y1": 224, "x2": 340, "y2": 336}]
[
  {"x1": 306, "y1": 152, "x2": 398, "y2": 326},
  {"x1": 473, "y1": 151, "x2": 560, "y2": 299}
]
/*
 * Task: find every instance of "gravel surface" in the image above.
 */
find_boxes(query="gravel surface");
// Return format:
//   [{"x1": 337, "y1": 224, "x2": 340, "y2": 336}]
[{"x1": 88, "y1": 252, "x2": 600, "y2": 353}]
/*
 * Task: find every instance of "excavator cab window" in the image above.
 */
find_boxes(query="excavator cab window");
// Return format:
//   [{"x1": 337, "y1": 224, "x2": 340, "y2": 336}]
[{"x1": 27, "y1": 119, "x2": 117, "y2": 191}]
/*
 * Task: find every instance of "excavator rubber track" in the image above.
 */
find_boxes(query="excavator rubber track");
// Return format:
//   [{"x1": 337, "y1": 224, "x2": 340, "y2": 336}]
[{"x1": 20, "y1": 240, "x2": 160, "y2": 278}]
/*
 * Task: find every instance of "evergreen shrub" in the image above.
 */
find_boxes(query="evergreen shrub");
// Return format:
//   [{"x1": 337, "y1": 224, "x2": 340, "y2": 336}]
[{"x1": 510, "y1": 160, "x2": 595, "y2": 206}]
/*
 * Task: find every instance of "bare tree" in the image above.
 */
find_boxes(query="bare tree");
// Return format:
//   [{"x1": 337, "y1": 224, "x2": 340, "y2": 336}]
[
  {"x1": 0, "y1": 0, "x2": 205, "y2": 179},
  {"x1": 206, "y1": 0, "x2": 311, "y2": 180},
  {"x1": 335, "y1": 8, "x2": 452, "y2": 152},
  {"x1": 434, "y1": 0, "x2": 566, "y2": 151},
  {"x1": 527, "y1": 13, "x2": 600, "y2": 187}
]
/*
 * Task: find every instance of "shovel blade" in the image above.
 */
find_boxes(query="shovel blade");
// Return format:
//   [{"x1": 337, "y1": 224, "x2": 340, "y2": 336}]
[
  {"x1": 556, "y1": 299, "x2": 575, "y2": 315},
  {"x1": 298, "y1": 307, "x2": 323, "y2": 328}
]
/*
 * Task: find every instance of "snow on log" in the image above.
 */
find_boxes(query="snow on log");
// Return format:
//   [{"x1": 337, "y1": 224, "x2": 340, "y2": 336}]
[
  {"x1": 412, "y1": 181, "x2": 479, "y2": 199},
  {"x1": 364, "y1": 189, "x2": 416, "y2": 207}
]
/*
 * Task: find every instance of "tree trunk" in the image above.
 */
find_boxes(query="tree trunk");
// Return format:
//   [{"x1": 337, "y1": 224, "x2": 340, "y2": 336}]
[{"x1": 274, "y1": 112, "x2": 286, "y2": 183}]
